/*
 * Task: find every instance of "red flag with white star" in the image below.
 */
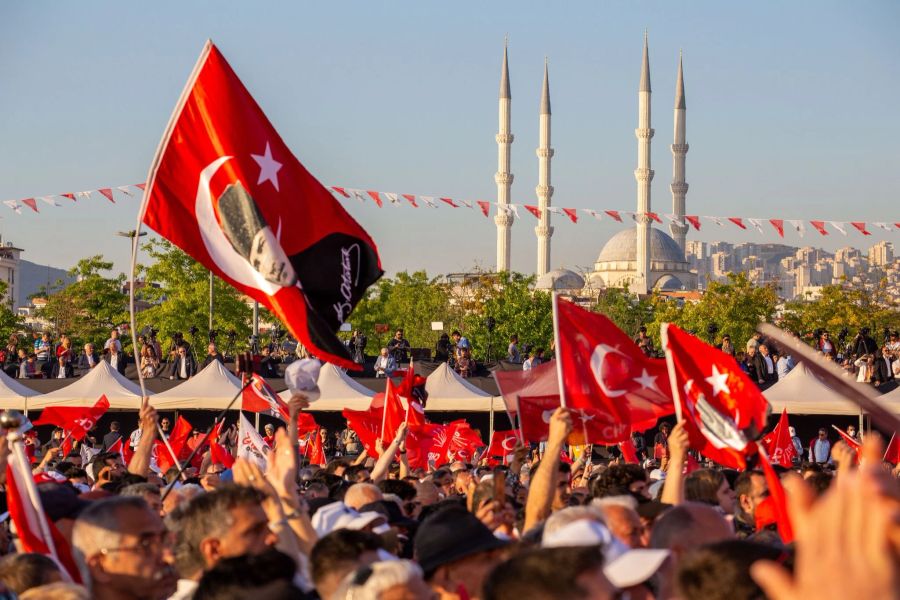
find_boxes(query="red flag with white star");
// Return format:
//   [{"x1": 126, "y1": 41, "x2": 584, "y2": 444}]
[
  {"x1": 140, "y1": 41, "x2": 382, "y2": 370},
  {"x1": 554, "y1": 296, "x2": 674, "y2": 442},
  {"x1": 661, "y1": 323, "x2": 770, "y2": 469},
  {"x1": 485, "y1": 430, "x2": 519, "y2": 462}
]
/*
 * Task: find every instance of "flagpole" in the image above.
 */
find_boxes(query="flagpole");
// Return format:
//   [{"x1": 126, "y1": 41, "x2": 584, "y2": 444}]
[
  {"x1": 489, "y1": 398, "x2": 495, "y2": 443},
  {"x1": 660, "y1": 323, "x2": 684, "y2": 423},
  {"x1": 551, "y1": 292, "x2": 567, "y2": 408},
  {"x1": 514, "y1": 397, "x2": 526, "y2": 445}
]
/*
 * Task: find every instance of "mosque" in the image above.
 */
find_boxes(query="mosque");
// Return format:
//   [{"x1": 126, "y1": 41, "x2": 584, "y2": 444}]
[{"x1": 493, "y1": 34, "x2": 697, "y2": 295}]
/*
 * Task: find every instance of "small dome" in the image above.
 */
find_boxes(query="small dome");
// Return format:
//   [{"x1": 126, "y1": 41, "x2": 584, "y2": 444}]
[
  {"x1": 535, "y1": 268, "x2": 585, "y2": 291},
  {"x1": 595, "y1": 227, "x2": 685, "y2": 264},
  {"x1": 583, "y1": 271, "x2": 607, "y2": 291},
  {"x1": 654, "y1": 274, "x2": 684, "y2": 291}
]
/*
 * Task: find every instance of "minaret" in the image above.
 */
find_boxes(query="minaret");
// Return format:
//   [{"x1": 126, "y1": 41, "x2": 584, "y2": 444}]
[
  {"x1": 669, "y1": 52, "x2": 689, "y2": 257},
  {"x1": 634, "y1": 32, "x2": 654, "y2": 294},
  {"x1": 535, "y1": 59, "x2": 554, "y2": 276},
  {"x1": 494, "y1": 41, "x2": 514, "y2": 272}
]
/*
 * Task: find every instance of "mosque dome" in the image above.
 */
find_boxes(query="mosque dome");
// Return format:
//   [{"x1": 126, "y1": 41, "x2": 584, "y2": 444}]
[
  {"x1": 595, "y1": 227, "x2": 685, "y2": 264},
  {"x1": 654, "y1": 274, "x2": 684, "y2": 291},
  {"x1": 535, "y1": 268, "x2": 585, "y2": 291}
]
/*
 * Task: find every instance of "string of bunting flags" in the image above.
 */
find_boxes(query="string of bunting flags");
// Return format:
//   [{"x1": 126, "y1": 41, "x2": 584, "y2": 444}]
[{"x1": 2, "y1": 181, "x2": 897, "y2": 239}]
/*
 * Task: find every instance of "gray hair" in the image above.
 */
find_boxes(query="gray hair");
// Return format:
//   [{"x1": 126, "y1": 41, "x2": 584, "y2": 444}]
[
  {"x1": 120, "y1": 483, "x2": 161, "y2": 498},
  {"x1": 591, "y1": 495, "x2": 638, "y2": 511},
  {"x1": 72, "y1": 496, "x2": 151, "y2": 587},
  {"x1": 332, "y1": 560, "x2": 423, "y2": 600},
  {"x1": 543, "y1": 506, "x2": 605, "y2": 538}
]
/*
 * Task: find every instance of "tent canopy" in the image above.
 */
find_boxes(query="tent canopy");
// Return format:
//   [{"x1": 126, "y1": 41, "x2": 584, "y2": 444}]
[
  {"x1": 424, "y1": 363, "x2": 502, "y2": 412},
  {"x1": 280, "y1": 363, "x2": 374, "y2": 412},
  {"x1": 152, "y1": 361, "x2": 243, "y2": 411},
  {"x1": 0, "y1": 369, "x2": 41, "y2": 411},
  {"x1": 28, "y1": 361, "x2": 150, "y2": 411},
  {"x1": 764, "y1": 362, "x2": 866, "y2": 416}
]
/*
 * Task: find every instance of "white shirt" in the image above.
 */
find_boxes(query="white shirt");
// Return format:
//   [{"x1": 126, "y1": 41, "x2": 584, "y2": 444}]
[
  {"x1": 167, "y1": 579, "x2": 198, "y2": 600},
  {"x1": 763, "y1": 355, "x2": 774, "y2": 374},
  {"x1": 110, "y1": 353, "x2": 119, "y2": 369},
  {"x1": 180, "y1": 358, "x2": 188, "y2": 379}
]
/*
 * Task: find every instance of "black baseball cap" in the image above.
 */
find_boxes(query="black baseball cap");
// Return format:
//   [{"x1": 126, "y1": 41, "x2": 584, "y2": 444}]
[{"x1": 413, "y1": 506, "x2": 508, "y2": 576}]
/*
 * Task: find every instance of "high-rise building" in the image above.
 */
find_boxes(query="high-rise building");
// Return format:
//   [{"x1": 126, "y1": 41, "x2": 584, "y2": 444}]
[{"x1": 869, "y1": 241, "x2": 894, "y2": 267}]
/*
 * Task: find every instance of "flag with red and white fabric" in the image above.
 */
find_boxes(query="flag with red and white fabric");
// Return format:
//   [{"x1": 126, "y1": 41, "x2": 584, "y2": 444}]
[
  {"x1": 380, "y1": 378, "x2": 406, "y2": 445},
  {"x1": 758, "y1": 452, "x2": 794, "y2": 543},
  {"x1": 760, "y1": 409, "x2": 795, "y2": 468},
  {"x1": 832, "y1": 425, "x2": 861, "y2": 463},
  {"x1": 485, "y1": 430, "x2": 519, "y2": 464},
  {"x1": 208, "y1": 421, "x2": 235, "y2": 468},
  {"x1": 554, "y1": 297, "x2": 674, "y2": 442},
  {"x1": 660, "y1": 323, "x2": 770, "y2": 469},
  {"x1": 140, "y1": 41, "x2": 382, "y2": 370},
  {"x1": 884, "y1": 433, "x2": 900, "y2": 464},
  {"x1": 237, "y1": 412, "x2": 269, "y2": 469},
  {"x1": 243, "y1": 373, "x2": 318, "y2": 434},
  {"x1": 343, "y1": 408, "x2": 382, "y2": 458},
  {"x1": 35, "y1": 395, "x2": 110, "y2": 454}
]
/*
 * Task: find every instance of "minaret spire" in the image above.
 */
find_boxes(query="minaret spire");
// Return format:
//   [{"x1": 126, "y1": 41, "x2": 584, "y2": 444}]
[
  {"x1": 495, "y1": 40, "x2": 514, "y2": 272},
  {"x1": 670, "y1": 52, "x2": 689, "y2": 255},
  {"x1": 536, "y1": 59, "x2": 554, "y2": 276},
  {"x1": 634, "y1": 32, "x2": 654, "y2": 294}
]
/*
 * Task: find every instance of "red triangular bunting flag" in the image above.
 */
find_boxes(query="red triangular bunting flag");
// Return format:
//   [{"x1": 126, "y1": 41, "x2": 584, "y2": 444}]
[
  {"x1": 61, "y1": 193, "x2": 76, "y2": 202},
  {"x1": 366, "y1": 190, "x2": 383, "y2": 207},
  {"x1": 562, "y1": 208, "x2": 578, "y2": 223},
  {"x1": 605, "y1": 210, "x2": 622, "y2": 222},
  {"x1": 769, "y1": 219, "x2": 784, "y2": 238},
  {"x1": 402, "y1": 194, "x2": 418, "y2": 208},
  {"x1": 524, "y1": 205, "x2": 541, "y2": 219},
  {"x1": 331, "y1": 186, "x2": 350, "y2": 198},
  {"x1": 685, "y1": 215, "x2": 701, "y2": 230},
  {"x1": 810, "y1": 220, "x2": 829, "y2": 236},
  {"x1": 850, "y1": 222, "x2": 871, "y2": 235},
  {"x1": 440, "y1": 197, "x2": 459, "y2": 208},
  {"x1": 728, "y1": 217, "x2": 747, "y2": 230},
  {"x1": 21, "y1": 198, "x2": 38, "y2": 213},
  {"x1": 135, "y1": 183, "x2": 146, "y2": 190},
  {"x1": 98, "y1": 188, "x2": 115, "y2": 203},
  {"x1": 477, "y1": 200, "x2": 491, "y2": 217},
  {"x1": 647, "y1": 212, "x2": 662, "y2": 224}
]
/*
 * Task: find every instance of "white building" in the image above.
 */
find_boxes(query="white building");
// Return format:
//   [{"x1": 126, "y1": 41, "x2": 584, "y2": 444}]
[{"x1": 0, "y1": 240, "x2": 23, "y2": 309}]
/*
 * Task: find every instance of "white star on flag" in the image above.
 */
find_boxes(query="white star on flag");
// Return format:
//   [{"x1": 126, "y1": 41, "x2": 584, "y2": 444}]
[
  {"x1": 251, "y1": 142, "x2": 283, "y2": 191},
  {"x1": 705, "y1": 365, "x2": 730, "y2": 397},
  {"x1": 632, "y1": 368, "x2": 660, "y2": 394}
]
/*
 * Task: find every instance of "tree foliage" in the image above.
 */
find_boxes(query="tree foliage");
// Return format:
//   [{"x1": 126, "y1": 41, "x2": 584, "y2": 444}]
[
  {"x1": 34, "y1": 256, "x2": 127, "y2": 347},
  {"x1": 780, "y1": 283, "x2": 900, "y2": 340},
  {"x1": 591, "y1": 286, "x2": 654, "y2": 338},
  {"x1": 137, "y1": 239, "x2": 252, "y2": 352}
]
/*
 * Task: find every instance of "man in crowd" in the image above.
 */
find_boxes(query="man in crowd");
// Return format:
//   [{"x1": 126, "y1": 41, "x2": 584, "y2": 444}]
[
  {"x1": 809, "y1": 427, "x2": 832, "y2": 464},
  {"x1": 733, "y1": 470, "x2": 768, "y2": 538},
  {"x1": 169, "y1": 344, "x2": 196, "y2": 380},
  {"x1": 201, "y1": 342, "x2": 224, "y2": 368},
  {"x1": 77, "y1": 342, "x2": 101, "y2": 372},
  {"x1": 387, "y1": 328, "x2": 411, "y2": 364},
  {"x1": 105, "y1": 343, "x2": 128, "y2": 376},
  {"x1": 507, "y1": 334, "x2": 521, "y2": 363}
]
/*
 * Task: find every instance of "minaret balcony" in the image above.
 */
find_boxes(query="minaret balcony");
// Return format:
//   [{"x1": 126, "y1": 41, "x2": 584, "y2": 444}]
[
  {"x1": 671, "y1": 143, "x2": 690, "y2": 154},
  {"x1": 494, "y1": 213, "x2": 515, "y2": 227},
  {"x1": 670, "y1": 182, "x2": 689, "y2": 194},
  {"x1": 635, "y1": 128, "x2": 655, "y2": 140},
  {"x1": 535, "y1": 184, "x2": 554, "y2": 197},
  {"x1": 494, "y1": 173, "x2": 514, "y2": 185},
  {"x1": 495, "y1": 133, "x2": 515, "y2": 144},
  {"x1": 634, "y1": 168, "x2": 655, "y2": 182},
  {"x1": 535, "y1": 225, "x2": 554, "y2": 237},
  {"x1": 536, "y1": 148, "x2": 555, "y2": 158}
]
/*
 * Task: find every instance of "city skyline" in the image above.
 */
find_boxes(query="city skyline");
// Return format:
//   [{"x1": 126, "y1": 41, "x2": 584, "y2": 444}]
[{"x1": 1, "y1": 2, "x2": 898, "y2": 277}]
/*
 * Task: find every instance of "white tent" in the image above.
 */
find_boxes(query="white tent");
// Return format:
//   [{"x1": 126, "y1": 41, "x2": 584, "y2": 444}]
[
  {"x1": 152, "y1": 361, "x2": 243, "y2": 411},
  {"x1": 0, "y1": 369, "x2": 41, "y2": 411},
  {"x1": 424, "y1": 363, "x2": 503, "y2": 412},
  {"x1": 280, "y1": 362, "x2": 374, "y2": 412},
  {"x1": 28, "y1": 361, "x2": 150, "y2": 410},
  {"x1": 877, "y1": 384, "x2": 900, "y2": 413},
  {"x1": 764, "y1": 362, "x2": 866, "y2": 416}
]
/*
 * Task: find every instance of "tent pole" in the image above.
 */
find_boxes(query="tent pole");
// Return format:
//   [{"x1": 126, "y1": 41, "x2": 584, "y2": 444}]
[
  {"x1": 489, "y1": 398, "x2": 495, "y2": 444},
  {"x1": 255, "y1": 412, "x2": 260, "y2": 432}
]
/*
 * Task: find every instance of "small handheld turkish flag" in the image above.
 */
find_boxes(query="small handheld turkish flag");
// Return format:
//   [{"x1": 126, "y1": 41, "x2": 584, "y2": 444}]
[
  {"x1": 486, "y1": 430, "x2": 519, "y2": 461},
  {"x1": 760, "y1": 409, "x2": 795, "y2": 468},
  {"x1": 661, "y1": 323, "x2": 770, "y2": 469},
  {"x1": 141, "y1": 41, "x2": 382, "y2": 369},
  {"x1": 554, "y1": 296, "x2": 674, "y2": 441}
]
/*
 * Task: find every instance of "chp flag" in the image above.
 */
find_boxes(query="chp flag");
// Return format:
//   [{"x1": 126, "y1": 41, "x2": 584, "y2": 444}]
[
  {"x1": 553, "y1": 295, "x2": 674, "y2": 442},
  {"x1": 660, "y1": 323, "x2": 770, "y2": 469},
  {"x1": 237, "y1": 412, "x2": 270, "y2": 469},
  {"x1": 139, "y1": 41, "x2": 383, "y2": 370}
]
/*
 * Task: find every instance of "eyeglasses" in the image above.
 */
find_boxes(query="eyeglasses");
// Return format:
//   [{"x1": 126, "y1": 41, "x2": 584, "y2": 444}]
[{"x1": 100, "y1": 532, "x2": 173, "y2": 557}]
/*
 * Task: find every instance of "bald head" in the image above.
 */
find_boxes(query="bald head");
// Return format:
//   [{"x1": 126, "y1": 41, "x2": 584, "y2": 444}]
[
  {"x1": 596, "y1": 503, "x2": 644, "y2": 549},
  {"x1": 344, "y1": 483, "x2": 383, "y2": 511},
  {"x1": 650, "y1": 502, "x2": 734, "y2": 556}
]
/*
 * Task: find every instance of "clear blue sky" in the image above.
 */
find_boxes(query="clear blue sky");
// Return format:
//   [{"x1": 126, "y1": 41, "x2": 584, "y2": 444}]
[{"x1": 1, "y1": 1, "x2": 898, "y2": 277}]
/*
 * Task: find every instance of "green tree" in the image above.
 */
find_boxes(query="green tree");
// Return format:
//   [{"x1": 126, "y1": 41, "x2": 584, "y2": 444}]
[
  {"x1": 591, "y1": 286, "x2": 655, "y2": 337},
  {"x1": 780, "y1": 283, "x2": 900, "y2": 340},
  {"x1": 35, "y1": 256, "x2": 128, "y2": 347},
  {"x1": 459, "y1": 272, "x2": 553, "y2": 361},
  {"x1": 349, "y1": 270, "x2": 462, "y2": 351},
  {"x1": 138, "y1": 239, "x2": 252, "y2": 354},
  {"x1": 0, "y1": 280, "x2": 22, "y2": 336}
]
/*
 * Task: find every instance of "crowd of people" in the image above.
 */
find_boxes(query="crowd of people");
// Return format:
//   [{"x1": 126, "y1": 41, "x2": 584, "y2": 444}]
[{"x1": 2, "y1": 390, "x2": 899, "y2": 600}]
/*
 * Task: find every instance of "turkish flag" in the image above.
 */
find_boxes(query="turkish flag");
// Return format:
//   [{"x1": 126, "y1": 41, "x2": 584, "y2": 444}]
[
  {"x1": 555, "y1": 297, "x2": 674, "y2": 441},
  {"x1": 141, "y1": 42, "x2": 382, "y2": 370},
  {"x1": 397, "y1": 357, "x2": 428, "y2": 408},
  {"x1": 243, "y1": 374, "x2": 317, "y2": 434},
  {"x1": 833, "y1": 425, "x2": 861, "y2": 463},
  {"x1": 168, "y1": 416, "x2": 194, "y2": 460},
  {"x1": 486, "y1": 430, "x2": 519, "y2": 462},
  {"x1": 661, "y1": 323, "x2": 770, "y2": 468},
  {"x1": 517, "y1": 395, "x2": 559, "y2": 442},
  {"x1": 35, "y1": 395, "x2": 110, "y2": 442},
  {"x1": 619, "y1": 437, "x2": 639, "y2": 464},
  {"x1": 208, "y1": 421, "x2": 235, "y2": 468},
  {"x1": 108, "y1": 437, "x2": 134, "y2": 467},
  {"x1": 381, "y1": 378, "x2": 406, "y2": 445},
  {"x1": 884, "y1": 433, "x2": 900, "y2": 464},
  {"x1": 760, "y1": 409, "x2": 795, "y2": 468},
  {"x1": 759, "y1": 453, "x2": 794, "y2": 543}
]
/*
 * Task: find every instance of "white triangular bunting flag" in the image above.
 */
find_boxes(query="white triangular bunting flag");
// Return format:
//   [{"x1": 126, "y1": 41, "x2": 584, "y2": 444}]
[
  {"x1": 547, "y1": 206, "x2": 564, "y2": 216},
  {"x1": 350, "y1": 189, "x2": 366, "y2": 203},
  {"x1": 461, "y1": 200, "x2": 473, "y2": 209},
  {"x1": 420, "y1": 196, "x2": 438, "y2": 208},
  {"x1": 707, "y1": 216, "x2": 725, "y2": 227},
  {"x1": 384, "y1": 192, "x2": 400, "y2": 206},
  {"x1": 788, "y1": 219, "x2": 805, "y2": 237},
  {"x1": 873, "y1": 222, "x2": 892, "y2": 231},
  {"x1": 116, "y1": 186, "x2": 134, "y2": 196},
  {"x1": 509, "y1": 204, "x2": 521, "y2": 219},
  {"x1": 829, "y1": 221, "x2": 847, "y2": 235},
  {"x1": 747, "y1": 218, "x2": 765, "y2": 234},
  {"x1": 2, "y1": 200, "x2": 21, "y2": 214},
  {"x1": 77, "y1": 191, "x2": 92, "y2": 199},
  {"x1": 38, "y1": 196, "x2": 60, "y2": 207},
  {"x1": 582, "y1": 209, "x2": 602, "y2": 221}
]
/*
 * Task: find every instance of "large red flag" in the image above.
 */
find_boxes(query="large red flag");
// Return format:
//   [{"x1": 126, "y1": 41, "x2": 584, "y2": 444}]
[
  {"x1": 168, "y1": 416, "x2": 194, "y2": 460},
  {"x1": 407, "y1": 424, "x2": 441, "y2": 470},
  {"x1": 554, "y1": 297, "x2": 674, "y2": 442},
  {"x1": 661, "y1": 323, "x2": 770, "y2": 469},
  {"x1": 140, "y1": 41, "x2": 382, "y2": 370},
  {"x1": 884, "y1": 433, "x2": 900, "y2": 464},
  {"x1": 342, "y1": 408, "x2": 382, "y2": 458},
  {"x1": 381, "y1": 379, "x2": 406, "y2": 445},
  {"x1": 516, "y1": 395, "x2": 558, "y2": 443},
  {"x1": 758, "y1": 453, "x2": 794, "y2": 543},
  {"x1": 760, "y1": 409, "x2": 795, "y2": 468},
  {"x1": 485, "y1": 430, "x2": 519, "y2": 462},
  {"x1": 208, "y1": 421, "x2": 235, "y2": 468},
  {"x1": 35, "y1": 395, "x2": 110, "y2": 443}
]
